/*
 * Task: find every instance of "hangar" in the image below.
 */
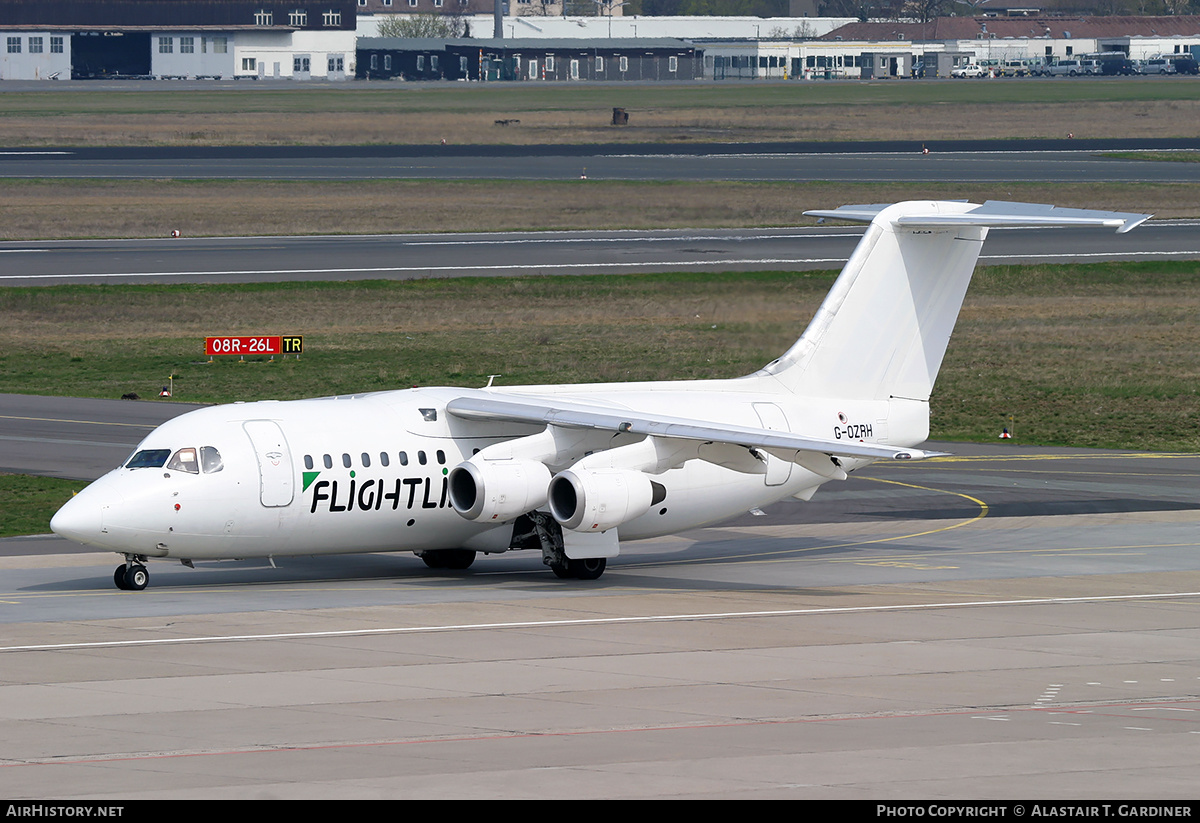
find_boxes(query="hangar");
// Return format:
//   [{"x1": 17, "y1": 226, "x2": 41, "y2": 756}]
[
  {"x1": 0, "y1": 0, "x2": 357, "y2": 80},
  {"x1": 358, "y1": 36, "x2": 702, "y2": 81}
]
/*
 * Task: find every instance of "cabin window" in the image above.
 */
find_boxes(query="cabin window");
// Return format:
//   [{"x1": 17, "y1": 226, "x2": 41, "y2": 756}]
[
  {"x1": 304, "y1": 455, "x2": 314, "y2": 470},
  {"x1": 399, "y1": 451, "x2": 409, "y2": 466},
  {"x1": 436, "y1": 450, "x2": 446, "y2": 464},
  {"x1": 361, "y1": 452, "x2": 371, "y2": 467},
  {"x1": 418, "y1": 451, "x2": 427, "y2": 465},
  {"x1": 342, "y1": 453, "x2": 352, "y2": 468},
  {"x1": 323, "y1": 454, "x2": 333, "y2": 469},
  {"x1": 379, "y1": 452, "x2": 390, "y2": 467}
]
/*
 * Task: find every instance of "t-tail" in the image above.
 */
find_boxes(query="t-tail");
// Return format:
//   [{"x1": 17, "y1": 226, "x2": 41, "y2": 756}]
[{"x1": 754, "y1": 200, "x2": 1150, "y2": 403}]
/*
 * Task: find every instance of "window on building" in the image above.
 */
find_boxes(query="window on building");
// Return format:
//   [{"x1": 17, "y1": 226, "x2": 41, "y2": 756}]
[
  {"x1": 28, "y1": 37, "x2": 43, "y2": 54},
  {"x1": 434, "y1": 0, "x2": 443, "y2": 6},
  {"x1": 323, "y1": 10, "x2": 342, "y2": 25},
  {"x1": 6, "y1": 37, "x2": 20, "y2": 54},
  {"x1": 159, "y1": 37, "x2": 173, "y2": 54},
  {"x1": 668, "y1": 55, "x2": 677, "y2": 72},
  {"x1": 545, "y1": 55, "x2": 554, "y2": 72},
  {"x1": 619, "y1": 55, "x2": 628, "y2": 72},
  {"x1": 431, "y1": 54, "x2": 439, "y2": 72},
  {"x1": 408, "y1": 0, "x2": 417, "y2": 6},
  {"x1": 384, "y1": 54, "x2": 391, "y2": 70},
  {"x1": 383, "y1": 0, "x2": 393, "y2": 5},
  {"x1": 595, "y1": 55, "x2": 604, "y2": 71},
  {"x1": 213, "y1": 37, "x2": 228, "y2": 53},
  {"x1": 50, "y1": 36, "x2": 63, "y2": 53},
  {"x1": 290, "y1": 10, "x2": 308, "y2": 26},
  {"x1": 329, "y1": 55, "x2": 344, "y2": 72},
  {"x1": 370, "y1": 54, "x2": 378, "y2": 69},
  {"x1": 417, "y1": 55, "x2": 425, "y2": 71},
  {"x1": 242, "y1": 57, "x2": 258, "y2": 71},
  {"x1": 180, "y1": 36, "x2": 194, "y2": 53},
  {"x1": 255, "y1": 10, "x2": 274, "y2": 25}
]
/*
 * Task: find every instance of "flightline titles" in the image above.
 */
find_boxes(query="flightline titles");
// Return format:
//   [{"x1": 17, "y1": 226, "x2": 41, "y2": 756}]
[{"x1": 876, "y1": 807, "x2": 1195, "y2": 819}]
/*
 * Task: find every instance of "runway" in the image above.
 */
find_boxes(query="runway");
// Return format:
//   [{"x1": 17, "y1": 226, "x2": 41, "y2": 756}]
[
  {"x1": 2, "y1": 394, "x2": 1200, "y2": 797},
  {"x1": 4, "y1": 221, "x2": 1198, "y2": 286},
  {"x1": 3, "y1": 138, "x2": 1200, "y2": 182}
]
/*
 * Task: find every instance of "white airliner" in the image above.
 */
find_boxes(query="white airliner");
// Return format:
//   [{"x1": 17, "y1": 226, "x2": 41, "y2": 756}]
[{"x1": 51, "y1": 200, "x2": 1150, "y2": 590}]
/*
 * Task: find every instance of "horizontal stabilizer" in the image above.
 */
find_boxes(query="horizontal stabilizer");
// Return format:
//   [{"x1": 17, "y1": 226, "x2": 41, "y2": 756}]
[{"x1": 806, "y1": 200, "x2": 1152, "y2": 233}]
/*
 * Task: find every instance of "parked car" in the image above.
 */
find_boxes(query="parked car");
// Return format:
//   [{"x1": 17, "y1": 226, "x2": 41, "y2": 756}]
[
  {"x1": 1144, "y1": 57, "x2": 1176, "y2": 74},
  {"x1": 1001, "y1": 60, "x2": 1028, "y2": 77},
  {"x1": 951, "y1": 63, "x2": 985, "y2": 78},
  {"x1": 1046, "y1": 60, "x2": 1082, "y2": 76}
]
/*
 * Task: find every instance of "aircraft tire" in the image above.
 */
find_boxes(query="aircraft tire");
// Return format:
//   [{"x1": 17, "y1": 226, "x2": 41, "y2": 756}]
[
  {"x1": 444, "y1": 549, "x2": 476, "y2": 570},
  {"x1": 421, "y1": 549, "x2": 476, "y2": 570},
  {"x1": 568, "y1": 557, "x2": 606, "y2": 580},
  {"x1": 123, "y1": 564, "x2": 149, "y2": 591},
  {"x1": 550, "y1": 562, "x2": 574, "y2": 579},
  {"x1": 114, "y1": 565, "x2": 130, "y2": 590}
]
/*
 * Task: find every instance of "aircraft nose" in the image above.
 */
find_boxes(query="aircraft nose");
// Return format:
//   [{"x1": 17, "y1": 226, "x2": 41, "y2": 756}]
[{"x1": 50, "y1": 492, "x2": 101, "y2": 545}]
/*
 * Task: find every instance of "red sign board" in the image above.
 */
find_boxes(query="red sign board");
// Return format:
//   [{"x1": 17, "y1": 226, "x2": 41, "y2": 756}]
[{"x1": 206, "y1": 336, "x2": 303, "y2": 356}]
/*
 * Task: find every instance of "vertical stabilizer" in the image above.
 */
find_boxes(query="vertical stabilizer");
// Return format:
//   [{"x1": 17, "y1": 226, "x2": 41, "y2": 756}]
[{"x1": 755, "y1": 200, "x2": 1151, "y2": 402}]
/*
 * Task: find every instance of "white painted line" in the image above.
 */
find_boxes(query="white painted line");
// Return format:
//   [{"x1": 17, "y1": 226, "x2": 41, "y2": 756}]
[
  {"x1": 0, "y1": 258, "x2": 851, "y2": 281},
  {"x1": 2, "y1": 589, "x2": 1200, "y2": 653}
]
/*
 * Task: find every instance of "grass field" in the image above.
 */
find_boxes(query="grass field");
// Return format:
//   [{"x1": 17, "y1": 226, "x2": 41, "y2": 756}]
[
  {"x1": 2, "y1": 179, "x2": 1198, "y2": 240},
  {"x1": 2, "y1": 78, "x2": 1199, "y2": 145},
  {"x1": 3, "y1": 263, "x2": 1198, "y2": 453}
]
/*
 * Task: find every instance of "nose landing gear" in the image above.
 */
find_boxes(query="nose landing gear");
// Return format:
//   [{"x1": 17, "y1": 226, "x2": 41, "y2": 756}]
[{"x1": 114, "y1": 556, "x2": 149, "y2": 591}]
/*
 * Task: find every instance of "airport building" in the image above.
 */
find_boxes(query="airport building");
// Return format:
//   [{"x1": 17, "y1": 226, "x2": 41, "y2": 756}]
[
  {"x1": 357, "y1": 35, "x2": 701, "y2": 80},
  {"x1": 0, "y1": 0, "x2": 358, "y2": 80}
]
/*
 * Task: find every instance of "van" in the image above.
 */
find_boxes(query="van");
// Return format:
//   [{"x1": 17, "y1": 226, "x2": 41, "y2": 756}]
[
  {"x1": 1046, "y1": 59, "x2": 1081, "y2": 76},
  {"x1": 1144, "y1": 57, "x2": 1175, "y2": 74}
]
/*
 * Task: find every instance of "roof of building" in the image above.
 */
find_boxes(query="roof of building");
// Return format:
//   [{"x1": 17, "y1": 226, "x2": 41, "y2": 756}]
[{"x1": 821, "y1": 15, "x2": 1200, "y2": 42}]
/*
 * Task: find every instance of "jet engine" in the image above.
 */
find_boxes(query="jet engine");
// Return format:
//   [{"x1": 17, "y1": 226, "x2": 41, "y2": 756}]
[
  {"x1": 548, "y1": 468, "x2": 664, "y2": 533},
  {"x1": 448, "y1": 458, "x2": 552, "y2": 523}
]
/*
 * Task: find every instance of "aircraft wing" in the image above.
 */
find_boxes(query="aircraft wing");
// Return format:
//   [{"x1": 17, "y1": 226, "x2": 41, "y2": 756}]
[{"x1": 445, "y1": 394, "x2": 945, "y2": 462}]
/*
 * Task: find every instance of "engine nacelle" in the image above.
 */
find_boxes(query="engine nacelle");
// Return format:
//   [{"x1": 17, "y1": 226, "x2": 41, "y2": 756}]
[
  {"x1": 548, "y1": 468, "x2": 663, "y2": 533},
  {"x1": 448, "y1": 458, "x2": 552, "y2": 523}
]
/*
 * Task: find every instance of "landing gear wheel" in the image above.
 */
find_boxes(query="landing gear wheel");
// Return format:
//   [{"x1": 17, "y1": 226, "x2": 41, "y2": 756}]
[
  {"x1": 420, "y1": 552, "x2": 446, "y2": 569},
  {"x1": 123, "y1": 564, "x2": 149, "y2": 591},
  {"x1": 114, "y1": 564, "x2": 130, "y2": 590},
  {"x1": 550, "y1": 562, "x2": 574, "y2": 579},
  {"x1": 420, "y1": 549, "x2": 476, "y2": 570},
  {"x1": 444, "y1": 549, "x2": 476, "y2": 570},
  {"x1": 556, "y1": 556, "x2": 604, "y2": 583}
]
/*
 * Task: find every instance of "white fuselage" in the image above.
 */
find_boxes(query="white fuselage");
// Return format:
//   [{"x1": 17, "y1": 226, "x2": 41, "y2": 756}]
[{"x1": 51, "y1": 380, "x2": 927, "y2": 562}]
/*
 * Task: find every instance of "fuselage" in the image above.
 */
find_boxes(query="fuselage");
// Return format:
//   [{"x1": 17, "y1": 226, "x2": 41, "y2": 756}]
[{"x1": 50, "y1": 380, "x2": 928, "y2": 563}]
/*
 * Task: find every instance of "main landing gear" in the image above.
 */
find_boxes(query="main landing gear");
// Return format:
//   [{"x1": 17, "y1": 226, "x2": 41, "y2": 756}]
[
  {"x1": 516, "y1": 511, "x2": 608, "y2": 581},
  {"x1": 113, "y1": 555, "x2": 149, "y2": 591}
]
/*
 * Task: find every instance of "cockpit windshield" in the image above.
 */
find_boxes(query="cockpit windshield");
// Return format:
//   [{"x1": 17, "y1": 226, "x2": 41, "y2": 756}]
[
  {"x1": 126, "y1": 449, "x2": 170, "y2": 469},
  {"x1": 126, "y1": 446, "x2": 223, "y2": 473}
]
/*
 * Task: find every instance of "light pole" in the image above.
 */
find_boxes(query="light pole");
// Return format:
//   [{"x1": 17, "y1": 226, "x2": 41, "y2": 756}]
[{"x1": 592, "y1": 0, "x2": 627, "y2": 39}]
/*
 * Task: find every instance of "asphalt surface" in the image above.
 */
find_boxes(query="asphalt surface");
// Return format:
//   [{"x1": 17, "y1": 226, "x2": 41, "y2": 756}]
[
  {"x1": 3, "y1": 138, "x2": 1200, "y2": 181},
  {"x1": 2, "y1": 391, "x2": 1200, "y2": 798},
  {"x1": 3, "y1": 221, "x2": 1197, "y2": 286},
  {"x1": 2, "y1": 134, "x2": 1199, "y2": 798}
]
